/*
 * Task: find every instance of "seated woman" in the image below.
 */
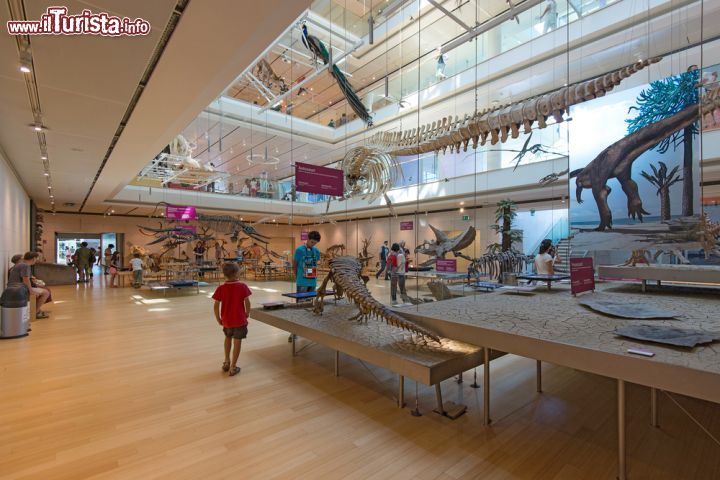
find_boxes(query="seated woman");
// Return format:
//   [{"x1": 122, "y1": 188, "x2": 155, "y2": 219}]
[
  {"x1": 8, "y1": 252, "x2": 51, "y2": 318},
  {"x1": 534, "y1": 239, "x2": 561, "y2": 275}
]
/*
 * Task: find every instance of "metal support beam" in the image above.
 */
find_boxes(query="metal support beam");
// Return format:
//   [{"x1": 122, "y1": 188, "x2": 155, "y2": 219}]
[
  {"x1": 484, "y1": 347, "x2": 491, "y2": 426},
  {"x1": 618, "y1": 379, "x2": 627, "y2": 480},
  {"x1": 441, "y1": 0, "x2": 546, "y2": 55},
  {"x1": 258, "y1": 42, "x2": 362, "y2": 114},
  {"x1": 398, "y1": 375, "x2": 405, "y2": 408},
  {"x1": 246, "y1": 72, "x2": 276, "y2": 103},
  {"x1": 334, "y1": 350, "x2": 340, "y2": 376},
  {"x1": 651, "y1": 387, "x2": 659, "y2": 427},
  {"x1": 435, "y1": 384, "x2": 445, "y2": 415},
  {"x1": 536, "y1": 360, "x2": 542, "y2": 393},
  {"x1": 427, "y1": 0, "x2": 473, "y2": 32}
]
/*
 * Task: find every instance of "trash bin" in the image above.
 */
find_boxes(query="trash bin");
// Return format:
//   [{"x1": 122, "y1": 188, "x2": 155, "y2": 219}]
[{"x1": 1, "y1": 283, "x2": 29, "y2": 339}]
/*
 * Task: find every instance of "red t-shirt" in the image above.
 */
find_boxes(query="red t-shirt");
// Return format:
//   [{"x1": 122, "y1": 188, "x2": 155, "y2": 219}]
[{"x1": 212, "y1": 281, "x2": 252, "y2": 327}]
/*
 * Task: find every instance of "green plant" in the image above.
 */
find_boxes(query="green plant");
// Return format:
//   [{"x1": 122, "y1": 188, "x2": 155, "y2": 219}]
[
  {"x1": 487, "y1": 199, "x2": 523, "y2": 253},
  {"x1": 640, "y1": 161, "x2": 682, "y2": 221},
  {"x1": 627, "y1": 68, "x2": 700, "y2": 216}
]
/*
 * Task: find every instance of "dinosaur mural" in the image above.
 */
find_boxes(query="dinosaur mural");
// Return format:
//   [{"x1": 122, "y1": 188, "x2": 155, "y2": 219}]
[{"x1": 571, "y1": 87, "x2": 720, "y2": 231}]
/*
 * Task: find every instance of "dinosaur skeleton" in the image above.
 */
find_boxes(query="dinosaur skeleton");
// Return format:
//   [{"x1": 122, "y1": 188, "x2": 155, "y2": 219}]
[
  {"x1": 415, "y1": 225, "x2": 476, "y2": 267},
  {"x1": 331, "y1": 59, "x2": 657, "y2": 214},
  {"x1": 313, "y1": 256, "x2": 440, "y2": 343},
  {"x1": 195, "y1": 213, "x2": 271, "y2": 244},
  {"x1": 462, "y1": 251, "x2": 530, "y2": 282}
]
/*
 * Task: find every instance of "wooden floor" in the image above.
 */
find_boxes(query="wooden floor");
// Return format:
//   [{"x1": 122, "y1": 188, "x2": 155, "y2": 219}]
[{"x1": 2, "y1": 276, "x2": 720, "y2": 479}]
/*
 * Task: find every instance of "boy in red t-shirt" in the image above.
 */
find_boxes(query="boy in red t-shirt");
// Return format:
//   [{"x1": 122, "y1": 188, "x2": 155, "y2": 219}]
[{"x1": 212, "y1": 263, "x2": 252, "y2": 376}]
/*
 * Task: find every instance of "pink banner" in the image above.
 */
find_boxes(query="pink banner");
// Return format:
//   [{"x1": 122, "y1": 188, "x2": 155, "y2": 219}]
[
  {"x1": 400, "y1": 221, "x2": 413, "y2": 231},
  {"x1": 166, "y1": 205, "x2": 196, "y2": 221},
  {"x1": 570, "y1": 257, "x2": 595, "y2": 295},
  {"x1": 300, "y1": 231, "x2": 309, "y2": 240},
  {"x1": 436, "y1": 258, "x2": 457, "y2": 273},
  {"x1": 295, "y1": 162, "x2": 344, "y2": 197}
]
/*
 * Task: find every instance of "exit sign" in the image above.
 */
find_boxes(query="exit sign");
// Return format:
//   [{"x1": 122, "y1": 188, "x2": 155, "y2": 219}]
[{"x1": 462, "y1": 215, "x2": 470, "y2": 221}]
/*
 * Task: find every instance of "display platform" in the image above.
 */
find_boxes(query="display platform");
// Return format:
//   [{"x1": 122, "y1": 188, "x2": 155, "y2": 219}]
[
  {"x1": 598, "y1": 264, "x2": 720, "y2": 292},
  {"x1": 251, "y1": 303, "x2": 499, "y2": 417},
  {"x1": 394, "y1": 283, "x2": 720, "y2": 478}
]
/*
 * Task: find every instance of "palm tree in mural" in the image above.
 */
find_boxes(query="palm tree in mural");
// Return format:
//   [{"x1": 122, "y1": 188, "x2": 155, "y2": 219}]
[
  {"x1": 487, "y1": 199, "x2": 522, "y2": 253},
  {"x1": 640, "y1": 161, "x2": 682, "y2": 222},
  {"x1": 626, "y1": 67, "x2": 700, "y2": 216}
]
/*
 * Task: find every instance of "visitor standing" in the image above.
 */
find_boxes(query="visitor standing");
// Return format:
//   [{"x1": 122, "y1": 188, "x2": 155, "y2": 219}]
[
  {"x1": 108, "y1": 251, "x2": 120, "y2": 288},
  {"x1": 293, "y1": 231, "x2": 321, "y2": 295},
  {"x1": 75, "y1": 242, "x2": 92, "y2": 283},
  {"x1": 103, "y1": 244, "x2": 114, "y2": 274},
  {"x1": 194, "y1": 241, "x2": 206, "y2": 278},
  {"x1": 212, "y1": 263, "x2": 252, "y2": 377},
  {"x1": 388, "y1": 243, "x2": 404, "y2": 305},
  {"x1": 435, "y1": 47, "x2": 447, "y2": 80},
  {"x1": 376, "y1": 241, "x2": 390, "y2": 280},
  {"x1": 88, "y1": 248, "x2": 97, "y2": 279},
  {"x1": 8, "y1": 252, "x2": 51, "y2": 319},
  {"x1": 130, "y1": 253, "x2": 144, "y2": 288},
  {"x1": 538, "y1": 0, "x2": 558, "y2": 33}
]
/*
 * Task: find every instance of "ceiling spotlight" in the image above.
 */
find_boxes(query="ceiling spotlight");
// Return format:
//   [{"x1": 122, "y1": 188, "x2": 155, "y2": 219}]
[
  {"x1": 19, "y1": 64, "x2": 31, "y2": 73},
  {"x1": 47, "y1": 186, "x2": 51, "y2": 190},
  {"x1": 30, "y1": 123, "x2": 46, "y2": 132},
  {"x1": 41, "y1": 155, "x2": 47, "y2": 160},
  {"x1": 43, "y1": 172, "x2": 49, "y2": 176},
  {"x1": 460, "y1": 201, "x2": 465, "y2": 206}
]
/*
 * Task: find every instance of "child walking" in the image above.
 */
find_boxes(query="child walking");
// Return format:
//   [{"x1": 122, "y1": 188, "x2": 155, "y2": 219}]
[{"x1": 212, "y1": 263, "x2": 252, "y2": 376}]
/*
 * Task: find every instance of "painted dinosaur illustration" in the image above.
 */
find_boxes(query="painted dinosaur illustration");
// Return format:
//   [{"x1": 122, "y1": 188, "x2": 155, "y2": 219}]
[{"x1": 571, "y1": 87, "x2": 720, "y2": 230}]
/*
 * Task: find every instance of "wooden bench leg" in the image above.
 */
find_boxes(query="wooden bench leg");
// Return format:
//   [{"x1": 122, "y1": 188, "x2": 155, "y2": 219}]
[
  {"x1": 398, "y1": 375, "x2": 405, "y2": 408},
  {"x1": 334, "y1": 350, "x2": 339, "y2": 377},
  {"x1": 434, "y1": 384, "x2": 445, "y2": 416},
  {"x1": 536, "y1": 360, "x2": 542, "y2": 393},
  {"x1": 484, "y1": 347, "x2": 491, "y2": 425}
]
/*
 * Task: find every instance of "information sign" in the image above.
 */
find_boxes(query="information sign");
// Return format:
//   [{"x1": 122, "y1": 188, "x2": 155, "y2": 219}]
[
  {"x1": 165, "y1": 205, "x2": 196, "y2": 221},
  {"x1": 570, "y1": 257, "x2": 595, "y2": 295},
  {"x1": 400, "y1": 221, "x2": 414, "y2": 231},
  {"x1": 295, "y1": 162, "x2": 344, "y2": 196},
  {"x1": 436, "y1": 258, "x2": 457, "y2": 273}
]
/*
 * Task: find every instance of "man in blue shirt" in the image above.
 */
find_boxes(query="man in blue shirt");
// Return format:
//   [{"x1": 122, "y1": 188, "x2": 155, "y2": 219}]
[{"x1": 293, "y1": 230, "x2": 321, "y2": 294}]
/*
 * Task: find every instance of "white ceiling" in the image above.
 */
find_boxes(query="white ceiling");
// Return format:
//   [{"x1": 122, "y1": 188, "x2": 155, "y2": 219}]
[
  {"x1": 0, "y1": 0, "x2": 178, "y2": 212},
  {"x1": 0, "y1": 0, "x2": 312, "y2": 213}
]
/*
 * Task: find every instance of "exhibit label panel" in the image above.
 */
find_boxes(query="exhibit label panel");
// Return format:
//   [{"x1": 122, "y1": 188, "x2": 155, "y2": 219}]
[
  {"x1": 166, "y1": 205, "x2": 196, "y2": 220},
  {"x1": 295, "y1": 162, "x2": 344, "y2": 196},
  {"x1": 400, "y1": 221, "x2": 414, "y2": 231},
  {"x1": 436, "y1": 258, "x2": 457, "y2": 272},
  {"x1": 300, "y1": 231, "x2": 309, "y2": 240},
  {"x1": 570, "y1": 257, "x2": 595, "y2": 295}
]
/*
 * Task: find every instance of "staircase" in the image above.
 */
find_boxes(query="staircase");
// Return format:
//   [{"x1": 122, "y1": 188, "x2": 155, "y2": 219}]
[{"x1": 554, "y1": 238, "x2": 572, "y2": 274}]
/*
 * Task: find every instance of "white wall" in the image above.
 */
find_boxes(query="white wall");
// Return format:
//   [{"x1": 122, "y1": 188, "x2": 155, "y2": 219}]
[{"x1": 0, "y1": 149, "x2": 30, "y2": 290}]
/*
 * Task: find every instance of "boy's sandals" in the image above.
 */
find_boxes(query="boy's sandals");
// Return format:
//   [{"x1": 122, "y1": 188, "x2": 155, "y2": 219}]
[
  {"x1": 221, "y1": 362, "x2": 230, "y2": 372},
  {"x1": 229, "y1": 366, "x2": 241, "y2": 376},
  {"x1": 35, "y1": 311, "x2": 49, "y2": 319}
]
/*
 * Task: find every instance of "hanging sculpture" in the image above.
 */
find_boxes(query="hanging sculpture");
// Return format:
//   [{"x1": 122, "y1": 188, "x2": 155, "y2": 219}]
[{"x1": 301, "y1": 23, "x2": 372, "y2": 125}]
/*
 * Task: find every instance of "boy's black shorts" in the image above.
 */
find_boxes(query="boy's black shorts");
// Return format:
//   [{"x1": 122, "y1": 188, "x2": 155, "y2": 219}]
[{"x1": 223, "y1": 326, "x2": 248, "y2": 339}]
